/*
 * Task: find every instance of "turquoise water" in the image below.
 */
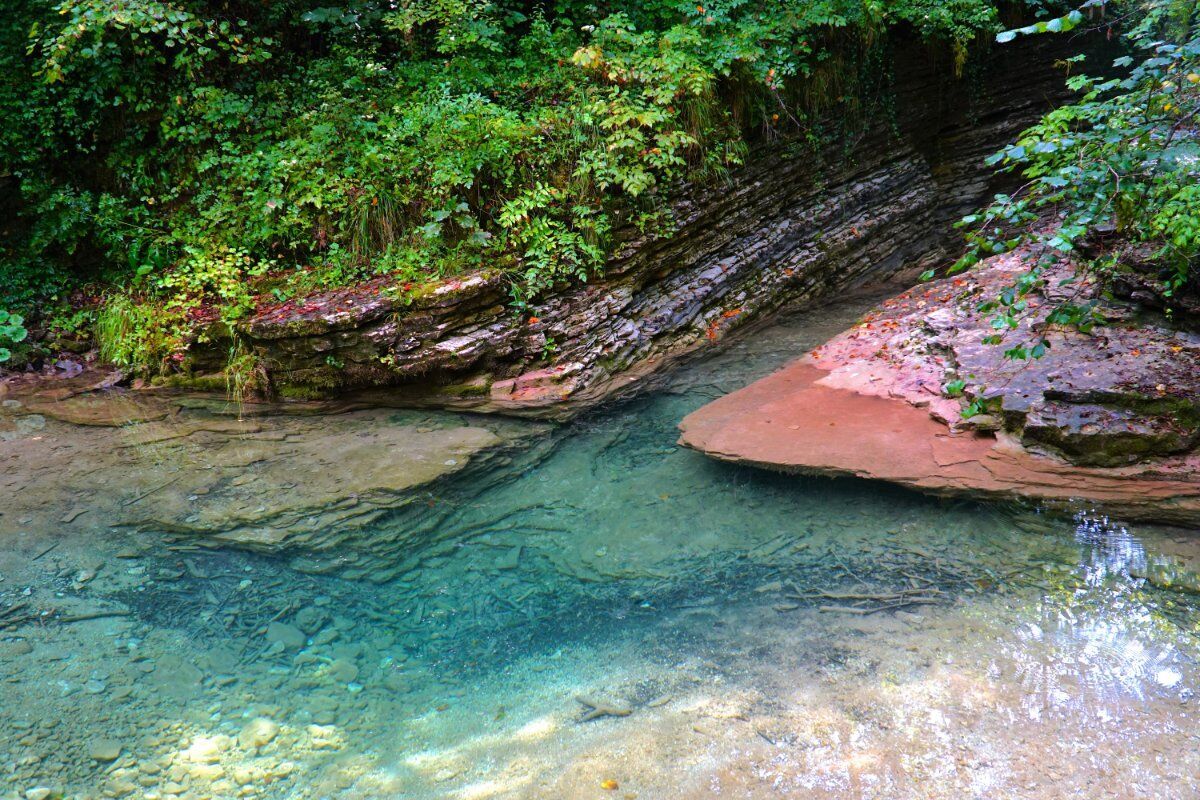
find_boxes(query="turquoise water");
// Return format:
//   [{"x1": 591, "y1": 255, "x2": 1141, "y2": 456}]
[{"x1": 4, "y1": 294, "x2": 1200, "y2": 798}]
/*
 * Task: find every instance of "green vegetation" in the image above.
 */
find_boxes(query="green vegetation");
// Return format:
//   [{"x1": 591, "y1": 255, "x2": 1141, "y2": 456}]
[
  {"x1": 1, "y1": 0, "x2": 1041, "y2": 370},
  {"x1": 942, "y1": 0, "x2": 1200, "y2": 356},
  {"x1": 0, "y1": 311, "x2": 27, "y2": 363}
]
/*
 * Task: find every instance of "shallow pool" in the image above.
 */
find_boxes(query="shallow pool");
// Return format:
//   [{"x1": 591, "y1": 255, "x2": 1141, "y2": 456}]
[{"x1": 3, "y1": 292, "x2": 1199, "y2": 799}]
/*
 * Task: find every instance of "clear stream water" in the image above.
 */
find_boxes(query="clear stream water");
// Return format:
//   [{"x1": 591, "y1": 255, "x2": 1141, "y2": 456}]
[{"x1": 3, "y1": 292, "x2": 1200, "y2": 799}]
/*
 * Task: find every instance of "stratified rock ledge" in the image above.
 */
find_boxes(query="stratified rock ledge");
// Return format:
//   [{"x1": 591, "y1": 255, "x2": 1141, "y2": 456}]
[{"x1": 679, "y1": 249, "x2": 1200, "y2": 526}]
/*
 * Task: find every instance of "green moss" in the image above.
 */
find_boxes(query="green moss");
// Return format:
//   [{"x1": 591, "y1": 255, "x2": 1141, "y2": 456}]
[
  {"x1": 148, "y1": 373, "x2": 228, "y2": 392},
  {"x1": 273, "y1": 364, "x2": 349, "y2": 401},
  {"x1": 276, "y1": 384, "x2": 329, "y2": 401},
  {"x1": 439, "y1": 378, "x2": 493, "y2": 397}
]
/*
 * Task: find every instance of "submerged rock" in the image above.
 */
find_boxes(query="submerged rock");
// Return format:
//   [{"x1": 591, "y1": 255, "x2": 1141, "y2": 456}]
[
  {"x1": 86, "y1": 738, "x2": 122, "y2": 762},
  {"x1": 22, "y1": 394, "x2": 177, "y2": 427},
  {"x1": 294, "y1": 607, "x2": 328, "y2": 635},
  {"x1": 266, "y1": 623, "x2": 307, "y2": 652},
  {"x1": 238, "y1": 718, "x2": 279, "y2": 750},
  {"x1": 0, "y1": 394, "x2": 530, "y2": 566},
  {"x1": 679, "y1": 248, "x2": 1200, "y2": 525},
  {"x1": 119, "y1": 412, "x2": 506, "y2": 549},
  {"x1": 327, "y1": 658, "x2": 359, "y2": 684},
  {"x1": 1131, "y1": 559, "x2": 1200, "y2": 595},
  {"x1": 24, "y1": 788, "x2": 61, "y2": 800}
]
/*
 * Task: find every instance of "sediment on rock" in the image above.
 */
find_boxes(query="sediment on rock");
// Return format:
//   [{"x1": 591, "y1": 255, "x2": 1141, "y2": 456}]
[{"x1": 181, "y1": 35, "x2": 1088, "y2": 418}]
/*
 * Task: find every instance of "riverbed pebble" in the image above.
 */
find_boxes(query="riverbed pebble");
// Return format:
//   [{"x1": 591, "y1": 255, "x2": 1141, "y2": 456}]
[
  {"x1": 87, "y1": 738, "x2": 122, "y2": 761},
  {"x1": 184, "y1": 735, "x2": 227, "y2": 764},
  {"x1": 2, "y1": 639, "x2": 34, "y2": 656},
  {"x1": 266, "y1": 622, "x2": 306, "y2": 651},
  {"x1": 294, "y1": 607, "x2": 327, "y2": 634}
]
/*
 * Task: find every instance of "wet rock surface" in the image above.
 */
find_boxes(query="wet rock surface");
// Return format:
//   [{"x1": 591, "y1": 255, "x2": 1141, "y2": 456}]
[
  {"x1": 679, "y1": 248, "x2": 1200, "y2": 524},
  {"x1": 180, "y1": 36, "x2": 1083, "y2": 417}
]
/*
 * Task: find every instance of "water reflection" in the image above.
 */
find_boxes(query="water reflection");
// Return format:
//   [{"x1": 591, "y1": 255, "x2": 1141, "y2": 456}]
[
  {"x1": 1074, "y1": 511, "x2": 1149, "y2": 585},
  {"x1": 1001, "y1": 511, "x2": 1196, "y2": 732}
]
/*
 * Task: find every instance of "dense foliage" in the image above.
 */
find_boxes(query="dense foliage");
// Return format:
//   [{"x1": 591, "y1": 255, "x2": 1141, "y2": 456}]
[
  {"x1": 0, "y1": 312, "x2": 27, "y2": 363},
  {"x1": 0, "y1": 0, "x2": 1029, "y2": 368},
  {"x1": 944, "y1": 0, "x2": 1200, "y2": 379}
]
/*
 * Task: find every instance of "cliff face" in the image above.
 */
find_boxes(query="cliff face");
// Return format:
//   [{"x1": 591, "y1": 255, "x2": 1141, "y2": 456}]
[{"x1": 199, "y1": 35, "x2": 1083, "y2": 417}]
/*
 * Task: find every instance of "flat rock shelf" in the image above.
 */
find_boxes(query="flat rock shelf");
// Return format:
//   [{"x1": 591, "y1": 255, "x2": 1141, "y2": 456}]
[{"x1": 679, "y1": 248, "x2": 1200, "y2": 526}]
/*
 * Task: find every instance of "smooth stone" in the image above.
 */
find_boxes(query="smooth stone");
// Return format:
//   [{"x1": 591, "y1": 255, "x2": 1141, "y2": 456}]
[
  {"x1": 146, "y1": 654, "x2": 203, "y2": 699},
  {"x1": 306, "y1": 724, "x2": 341, "y2": 750},
  {"x1": 103, "y1": 778, "x2": 136, "y2": 798},
  {"x1": 294, "y1": 607, "x2": 327, "y2": 635},
  {"x1": 204, "y1": 647, "x2": 240, "y2": 673},
  {"x1": 266, "y1": 622, "x2": 306, "y2": 651},
  {"x1": 87, "y1": 738, "x2": 122, "y2": 762},
  {"x1": 188, "y1": 762, "x2": 224, "y2": 780},
  {"x1": 184, "y1": 735, "x2": 227, "y2": 763},
  {"x1": 311, "y1": 628, "x2": 339, "y2": 646},
  {"x1": 331, "y1": 642, "x2": 363, "y2": 660}
]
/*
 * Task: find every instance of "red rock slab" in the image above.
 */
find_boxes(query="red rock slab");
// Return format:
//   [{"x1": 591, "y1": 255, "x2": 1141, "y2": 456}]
[{"x1": 679, "y1": 363, "x2": 1200, "y2": 526}]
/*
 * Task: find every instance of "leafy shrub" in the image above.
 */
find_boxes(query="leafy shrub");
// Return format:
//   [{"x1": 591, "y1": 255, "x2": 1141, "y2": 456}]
[
  {"x1": 948, "y1": 0, "x2": 1200, "y2": 346},
  {"x1": 1, "y1": 0, "x2": 1025, "y2": 370},
  {"x1": 0, "y1": 311, "x2": 28, "y2": 363}
]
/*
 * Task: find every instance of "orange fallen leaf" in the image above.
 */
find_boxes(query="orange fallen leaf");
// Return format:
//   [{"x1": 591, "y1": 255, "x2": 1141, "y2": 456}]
[{"x1": 601, "y1": 779, "x2": 620, "y2": 791}]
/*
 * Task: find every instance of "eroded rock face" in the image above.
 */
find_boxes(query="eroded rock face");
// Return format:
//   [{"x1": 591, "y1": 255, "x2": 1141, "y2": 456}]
[
  {"x1": 1020, "y1": 401, "x2": 1198, "y2": 467},
  {"x1": 183, "y1": 36, "x2": 1085, "y2": 417},
  {"x1": 678, "y1": 248, "x2": 1200, "y2": 525}
]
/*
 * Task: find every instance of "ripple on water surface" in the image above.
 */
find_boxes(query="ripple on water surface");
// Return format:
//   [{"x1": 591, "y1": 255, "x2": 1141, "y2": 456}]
[{"x1": 3, "y1": 294, "x2": 1200, "y2": 799}]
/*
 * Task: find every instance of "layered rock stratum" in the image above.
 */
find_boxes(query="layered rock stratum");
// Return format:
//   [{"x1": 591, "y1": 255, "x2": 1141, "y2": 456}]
[{"x1": 181, "y1": 36, "x2": 1086, "y2": 417}]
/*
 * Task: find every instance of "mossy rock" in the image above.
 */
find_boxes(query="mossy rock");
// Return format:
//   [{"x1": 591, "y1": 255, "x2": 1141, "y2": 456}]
[
  {"x1": 149, "y1": 372, "x2": 229, "y2": 393},
  {"x1": 438, "y1": 376, "x2": 493, "y2": 397}
]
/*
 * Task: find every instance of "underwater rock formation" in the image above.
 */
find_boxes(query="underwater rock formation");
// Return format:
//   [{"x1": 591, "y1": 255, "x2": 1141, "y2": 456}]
[
  {"x1": 0, "y1": 375, "x2": 538, "y2": 562},
  {"x1": 187, "y1": 36, "x2": 1084, "y2": 417},
  {"x1": 678, "y1": 248, "x2": 1200, "y2": 525}
]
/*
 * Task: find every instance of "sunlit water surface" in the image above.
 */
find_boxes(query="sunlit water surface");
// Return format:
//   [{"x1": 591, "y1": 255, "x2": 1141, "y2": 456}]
[{"x1": 3, "y1": 292, "x2": 1200, "y2": 799}]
